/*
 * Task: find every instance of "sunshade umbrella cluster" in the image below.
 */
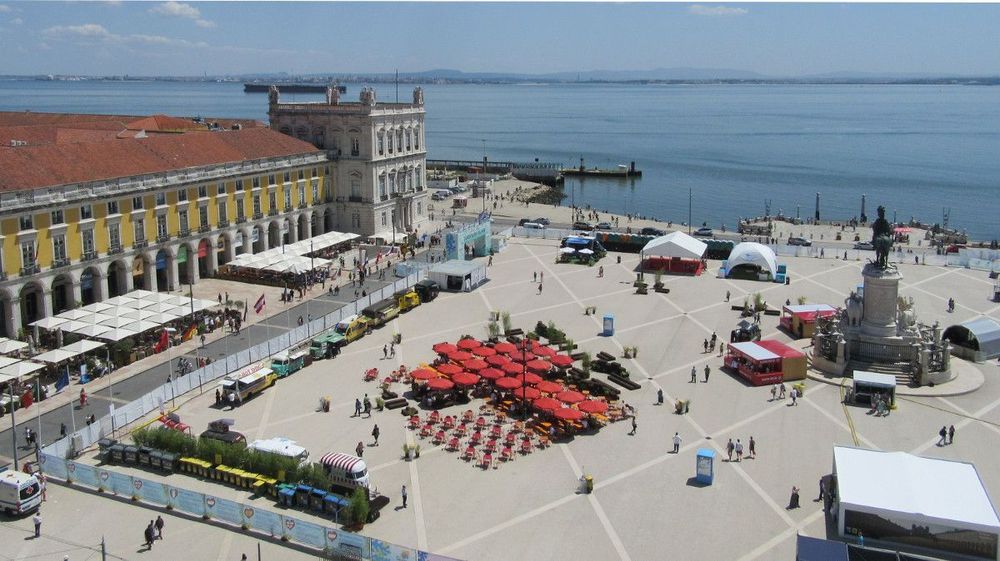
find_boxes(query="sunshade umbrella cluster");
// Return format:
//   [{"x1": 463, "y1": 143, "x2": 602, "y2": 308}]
[
  {"x1": 472, "y1": 346, "x2": 497, "y2": 357},
  {"x1": 486, "y1": 354, "x2": 510, "y2": 367},
  {"x1": 494, "y1": 377, "x2": 522, "y2": 390},
  {"x1": 435, "y1": 363, "x2": 463, "y2": 376},
  {"x1": 456, "y1": 338, "x2": 481, "y2": 350}
]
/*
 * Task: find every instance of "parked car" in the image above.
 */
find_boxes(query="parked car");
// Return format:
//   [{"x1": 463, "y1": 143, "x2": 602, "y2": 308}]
[
  {"x1": 853, "y1": 241, "x2": 874, "y2": 251},
  {"x1": 595, "y1": 222, "x2": 613, "y2": 230},
  {"x1": 533, "y1": 218, "x2": 551, "y2": 226},
  {"x1": 788, "y1": 237, "x2": 812, "y2": 247},
  {"x1": 640, "y1": 227, "x2": 665, "y2": 236},
  {"x1": 522, "y1": 222, "x2": 546, "y2": 230},
  {"x1": 693, "y1": 227, "x2": 713, "y2": 237},
  {"x1": 572, "y1": 221, "x2": 594, "y2": 231}
]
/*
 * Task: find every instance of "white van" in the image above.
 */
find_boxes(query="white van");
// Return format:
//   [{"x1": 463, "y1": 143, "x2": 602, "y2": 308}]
[
  {"x1": 248, "y1": 437, "x2": 310, "y2": 466},
  {"x1": 0, "y1": 470, "x2": 42, "y2": 515},
  {"x1": 522, "y1": 222, "x2": 546, "y2": 229},
  {"x1": 319, "y1": 452, "x2": 370, "y2": 491}
]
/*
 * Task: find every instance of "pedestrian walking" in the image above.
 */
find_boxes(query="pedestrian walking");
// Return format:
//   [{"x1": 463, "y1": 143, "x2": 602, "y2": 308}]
[
  {"x1": 725, "y1": 290, "x2": 730, "y2": 302},
  {"x1": 656, "y1": 388, "x2": 664, "y2": 405},
  {"x1": 817, "y1": 477, "x2": 826, "y2": 501},
  {"x1": 390, "y1": 342, "x2": 396, "y2": 358},
  {"x1": 748, "y1": 436, "x2": 756, "y2": 459},
  {"x1": 790, "y1": 387, "x2": 798, "y2": 405},
  {"x1": 703, "y1": 339, "x2": 709, "y2": 353},
  {"x1": 779, "y1": 384, "x2": 786, "y2": 399},
  {"x1": 356, "y1": 441, "x2": 364, "y2": 458},
  {"x1": 948, "y1": 425, "x2": 955, "y2": 444},
  {"x1": 533, "y1": 271, "x2": 537, "y2": 282},
  {"x1": 690, "y1": 366, "x2": 697, "y2": 383},
  {"x1": 372, "y1": 424, "x2": 380, "y2": 445},
  {"x1": 215, "y1": 388, "x2": 222, "y2": 406},
  {"x1": 735, "y1": 439, "x2": 744, "y2": 462},
  {"x1": 32, "y1": 511, "x2": 41, "y2": 537},
  {"x1": 540, "y1": 272, "x2": 544, "y2": 283},
  {"x1": 719, "y1": 341, "x2": 725, "y2": 357},
  {"x1": 363, "y1": 394, "x2": 371, "y2": 417},
  {"x1": 538, "y1": 283, "x2": 543, "y2": 295},
  {"x1": 672, "y1": 432, "x2": 681, "y2": 453},
  {"x1": 383, "y1": 345, "x2": 388, "y2": 359},
  {"x1": 703, "y1": 365, "x2": 710, "y2": 383},
  {"x1": 938, "y1": 426, "x2": 948, "y2": 446},
  {"x1": 598, "y1": 266, "x2": 604, "y2": 277},
  {"x1": 155, "y1": 515, "x2": 164, "y2": 539},
  {"x1": 60, "y1": 422, "x2": 67, "y2": 439},
  {"x1": 144, "y1": 520, "x2": 155, "y2": 550},
  {"x1": 787, "y1": 486, "x2": 801, "y2": 509},
  {"x1": 401, "y1": 484, "x2": 408, "y2": 508},
  {"x1": 726, "y1": 439, "x2": 734, "y2": 462},
  {"x1": 629, "y1": 416, "x2": 637, "y2": 436},
  {"x1": 39, "y1": 473, "x2": 47, "y2": 501},
  {"x1": 771, "y1": 385, "x2": 778, "y2": 401},
  {"x1": 354, "y1": 398, "x2": 362, "y2": 417}
]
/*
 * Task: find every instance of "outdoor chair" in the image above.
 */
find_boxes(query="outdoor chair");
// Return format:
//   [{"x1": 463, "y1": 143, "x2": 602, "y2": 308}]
[
  {"x1": 481, "y1": 452, "x2": 493, "y2": 470},
  {"x1": 454, "y1": 423, "x2": 468, "y2": 437},
  {"x1": 504, "y1": 432, "x2": 517, "y2": 446},
  {"x1": 463, "y1": 446, "x2": 476, "y2": 462},
  {"x1": 520, "y1": 439, "x2": 533, "y2": 454},
  {"x1": 429, "y1": 411, "x2": 441, "y2": 424},
  {"x1": 446, "y1": 437, "x2": 460, "y2": 451},
  {"x1": 408, "y1": 415, "x2": 420, "y2": 430},
  {"x1": 476, "y1": 416, "x2": 487, "y2": 429},
  {"x1": 485, "y1": 439, "x2": 498, "y2": 453},
  {"x1": 501, "y1": 446, "x2": 515, "y2": 462},
  {"x1": 433, "y1": 430, "x2": 446, "y2": 444},
  {"x1": 442, "y1": 415, "x2": 455, "y2": 429},
  {"x1": 490, "y1": 425, "x2": 502, "y2": 439},
  {"x1": 420, "y1": 423, "x2": 433, "y2": 438},
  {"x1": 495, "y1": 411, "x2": 508, "y2": 424},
  {"x1": 462, "y1": 410, "x2": 475, "y2": 422}
]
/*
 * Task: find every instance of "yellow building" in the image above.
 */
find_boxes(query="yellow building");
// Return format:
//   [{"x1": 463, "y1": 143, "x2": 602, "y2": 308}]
[{"x1": 0, "y1": 112, "x2": 331, "y2": 337}]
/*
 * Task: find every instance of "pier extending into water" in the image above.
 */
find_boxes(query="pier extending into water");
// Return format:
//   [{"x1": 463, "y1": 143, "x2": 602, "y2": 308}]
[{"x1": 427, "y1": 158, "x2": 564, "y2": 185}]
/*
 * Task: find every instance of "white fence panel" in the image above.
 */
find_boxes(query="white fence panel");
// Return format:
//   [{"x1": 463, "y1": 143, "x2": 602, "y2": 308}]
[{"x1": 226, "y1": 355, "x2": 240, "y2": 373}]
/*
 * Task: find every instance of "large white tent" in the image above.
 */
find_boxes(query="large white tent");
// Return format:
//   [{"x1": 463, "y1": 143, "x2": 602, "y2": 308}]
[
  {"x1": 641, "y1": 231, "x2": 708, "y2": 260},
  {"x1": 226, "y1": 231, "x2": 357, "y2": 273},
  {"x1": 833, "y1": 446, "x2": 1000, "y2": 559},
  {"x1": 724, "y1": 242, "x2": 778, "y2": 279}
]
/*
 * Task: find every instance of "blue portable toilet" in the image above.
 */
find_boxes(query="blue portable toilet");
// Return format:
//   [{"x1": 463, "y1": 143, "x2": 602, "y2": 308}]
[
  {"x1": 696, "y1": 448, "x2": 716, "y2": 485},
  {"x1": 603, "y1": 314, "x2": 615, "y2": 337}
]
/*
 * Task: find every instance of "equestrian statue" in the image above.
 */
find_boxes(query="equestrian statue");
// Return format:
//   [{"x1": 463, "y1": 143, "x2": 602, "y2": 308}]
[{"x1": 871, "y1": 206, "x2": 894, "y2": 269}]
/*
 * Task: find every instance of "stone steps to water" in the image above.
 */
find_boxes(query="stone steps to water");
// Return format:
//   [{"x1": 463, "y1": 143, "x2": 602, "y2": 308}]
[{"x1": 847, "y1": 361, "x2": 913, "y2": 386}]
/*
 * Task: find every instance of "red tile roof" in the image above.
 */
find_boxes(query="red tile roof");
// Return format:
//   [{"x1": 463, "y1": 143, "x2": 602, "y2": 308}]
[{"x1": 0, "y1": 126, "x2": 321, "y2": 192}]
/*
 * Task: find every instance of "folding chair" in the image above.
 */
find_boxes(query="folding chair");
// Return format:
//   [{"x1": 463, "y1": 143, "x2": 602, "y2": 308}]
[
  {"x1": 490, "y1": 424, "x2": 502, "y2": 439},
  {"x1": 420, "y1": 423, "x2": 433, "y2": 438},
  {"x1": 481, "y1": 452, "x2": 493, "y2": 470},
  {"x1": 408, "y1": 415, "x2": 420, "y2": 430},
  {"x1": 463, "y1": 446, "x2": 476, "y2": 461},
  {"x1": 446, "y1": 437, "x2": 460, "y2": 451},
  {"x1": 469, "y1": 431, "x2": 483, "y2": 445},
  {"x1": 501, "y1": 445, "x2": 515, "y2": 462},
  {"x1": 520, "y1": 439, "x2": 533, "y2": 455},
  {"x1": 433, "y1": 430, "x2": 446, "y2": 444}
]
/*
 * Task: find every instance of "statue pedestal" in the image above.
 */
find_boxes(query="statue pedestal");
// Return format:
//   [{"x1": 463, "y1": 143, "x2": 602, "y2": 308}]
[{"x1": 860, "y1": 264, "x2": 901, "y2": 338}]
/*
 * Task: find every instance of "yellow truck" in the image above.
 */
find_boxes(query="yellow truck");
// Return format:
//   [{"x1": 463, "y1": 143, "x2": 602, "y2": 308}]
[
  {"x1": 361, "y1": 299, "x2": 400, "y2": 328},
  {"x1": 219, "y1": 363, "x2": 277, "y2": 405},
  {"x1": 393, "y1": 288, "x2": 421, "y2": 313},
  {"x1": 334, "y1": 314, "x2": 370, "y2": 343}
]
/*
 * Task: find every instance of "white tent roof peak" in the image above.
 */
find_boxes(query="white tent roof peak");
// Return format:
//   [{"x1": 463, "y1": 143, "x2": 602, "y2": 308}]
[
  {"x1": 726, "y1": 242, "x2": 778, "y2": 277},
  {"x1": 641, "y1": 231, "x2": 707, "y2": 260}
]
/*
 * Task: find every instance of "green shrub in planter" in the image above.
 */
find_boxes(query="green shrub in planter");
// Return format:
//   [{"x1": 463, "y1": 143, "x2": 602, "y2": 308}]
[{"x1": 349, "y1": 488, "x2": 370, "y2": 526}]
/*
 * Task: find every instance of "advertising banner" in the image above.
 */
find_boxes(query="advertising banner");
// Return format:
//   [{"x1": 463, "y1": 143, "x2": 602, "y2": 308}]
[
  {"x1": 371, "y1": 539, "x2": 416, "y2": 561},
  {"x1": 328, "y1": 529, "x2": 370, "y2": 560},
  {"x1": 175, "y1": 488, "x2": 206, "y2": 517},
  {"x1": 206, "y1": 496, "x2": 243, "y2": 525},
  {"x1": 137, "y1": 478, "x2": 169, "y2": 506},
  {"x1": 287, "y1": 519, "x2": 327, "y2": 549},
  {"x1": 249, "y1": 507, "x2": 283, "y2": 537},
  {"x1": 109, "y1": 471, "x2": 133, "y2": 497},
  {"x1": 39, "y1": 454, "x2": 68, "y2": 480},
  {"x1": 72, "y1": 463, "x2": 99, "y2": 488}
]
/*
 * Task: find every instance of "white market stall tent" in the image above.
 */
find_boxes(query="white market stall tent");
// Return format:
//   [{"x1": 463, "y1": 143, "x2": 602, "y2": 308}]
[
  {"x1": 428, "y1": 260, "x2": 487, "y2": 292},
  {"x1": 833, "y1": 446, "x2": 1000, "y2": 560},
  {"x1": 723, "y1": 242, "x2": 779, "y2": 280},
  {"x1": 641, "y1": 231, "x2": 708, "y2": 260}
]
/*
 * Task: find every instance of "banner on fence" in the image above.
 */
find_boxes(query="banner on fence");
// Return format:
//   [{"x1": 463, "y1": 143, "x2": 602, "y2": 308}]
[
  {"x1": 175, "y1": 487, "x2": 206, "y2": 516},
  {"x1": 328, "y1": 528, "x2": 371, "y2": 560},
  {"x1": 206, "y1": 496, "x2": 243, "y2": 525},
  {"x1": 72, "y1": 462, "x2": 99, "y2": 488},
  {"x1": 371, "y1": 538, "x2": 416, "y2": 561},
  {"x1": 136, "y1": 478, "x2": 170, "y2": 506}
]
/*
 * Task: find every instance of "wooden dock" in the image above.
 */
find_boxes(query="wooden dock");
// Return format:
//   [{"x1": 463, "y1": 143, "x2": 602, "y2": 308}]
[{"x1": 561, "y1": 159, "x2": 642, "y2": 179}]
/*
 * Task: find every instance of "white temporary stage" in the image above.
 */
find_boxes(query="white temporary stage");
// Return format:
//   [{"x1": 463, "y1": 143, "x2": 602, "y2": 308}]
[
  {"x1": 641, "y1": 231, "x2": 708, "y2": 260},
  {"x1": 725, "y1": 242, "x2": 779, "y2": 278},
  {"x1": 834, "y1": 446, "x2": 1000, "y2": 556}
]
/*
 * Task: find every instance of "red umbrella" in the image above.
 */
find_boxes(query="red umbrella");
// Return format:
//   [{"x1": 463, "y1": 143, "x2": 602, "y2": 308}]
[
  {"x1": 577, "y1": 400, "x2": 609, "y2": 414},
  {"x1": 472, "y1": 346, "x2": 497, "y2": 357},
  {"x1": 457, "y1": 338, "x2": 481, "y2": 350},
  {"x1": 426, "y1": 378, "x2": 455, "y2": 391},
  {"x1": 486, "y1": 354, "x2": 510, "y2": 367},
  {"x1": 501, "y1": 362, "x2": 523, "y2": 376},
  {"x1": 410, "y1": 368, "x2": 438, "y2": 380},
  {"x1": 513, "y1": 386, "x2": 541, "y2": 400},
  {"x1": 494, "y1": 377, "x2": 522, "y2": 390},
  {"x1": 535, "y1": 380, "x2": 563, "y2": 394},
  {"x1": 493, "y1": 342, "x2": 517, "y2": 354},
  {"x1": 554, "y1": 408, "x2": 585, "y2": 421},
  {"x1": 435, "y1": 363, "x2": 463, "y2": 375},
  {"x1": 432, "y1": 342, "x2": 457, "y2": 355},
  {"x1": 550, "y1": 354, "x2": 574, "y2": 367},
  {"x1": 509, "y1": 350, "x2": 535, "y2": 363},
  {"x1": 479, "y1": 367, "x2": 504, "y2": 380},
  {"x1": 462, "y1": 359, "x2": 489, "y2": 371},
  {"x1": 447, "y1": 350, "x2": 474, "y2": 362},
  {"x1": 451, "y1": 371, "x2": 481, "y2": 387},
  {"x1": 556, "y1": 390, "x2": 586, "y2": 404},
  {"x1": 533, "y1": 345, "x2": 557, "y2": 358},
  {"x1": 532, "y1": 397, "x2": 562, "y2": 411},
  {"x1": 520, "y1": 372, "x2": 544, "y2": 385},
  {"x1": 525, "y1": 359, "x2": 551, "y2": 373}
]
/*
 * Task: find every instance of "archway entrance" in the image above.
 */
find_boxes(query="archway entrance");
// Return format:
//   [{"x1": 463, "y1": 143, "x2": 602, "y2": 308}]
[
  {"x1": 177, "y1": 245, "x2": 191, "y2": 285},
  {"x1": 217, "y1": 236, "x2": 229, "y2": 267},
  {"x1": 107, "y1": 260, "x2": 127, "y2": 298},
  {"x1": 268, "y1": 222, "x2": 280, "y2": 249},
  {"x1": 51, "y1": 274, "x2": 74, "y2": 313},
  {"x1": 312, "y1": 211, "x2": 322, "y2": 236},
  {"x1": 234, "y1": 231, "x2": 247, "y2": 256},
  {"x1": 298, "y1": 214, "x2": 309, "y2": 241},
  {"x1": 19, "y1": 282, "x2": 44, "y2": 328},
  {"x1": 324, "y1": 207, "x2": 335, "y2": 233},
  {"x1": 282, "y1": 218, "x2": 292, "y2": 245},
  {"x1": 197, "y1": 239, "x2": 211, "y2": 278},
  {"x1": 155, "y1": 249, "x2": 170, "y2": 292},
  {"x1": 252, "y1": 226, "x2": 265, "y2": 253},
  {"x1": 81, "y1": 267, "x2": 100, "y2": 305},
  {"x1": 132, "y1": 255, "x2": 147, "y2": 291}
]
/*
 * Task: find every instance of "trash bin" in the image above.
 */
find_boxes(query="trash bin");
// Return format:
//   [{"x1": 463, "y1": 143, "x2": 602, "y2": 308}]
[
  {"x1": 793, "y1": 382, "x2": 806, "y2": 396},
  {"x1": 295, "y1": 484, "x2": 313, "y2": 508},
  {"x1": 278, "y1": 486, "x2": 296, "y2": 507},
  {"x1": 584, "y1": 475, "x2": 594, "y2": 494},
  {"x1": 123, "y1": 445, "x2": 139, "y2": 464},
  {"x1": 309, "y1": 488, "x2": 326, "y2": 512},
  {"x1": 97, "y1": 438, "x2": 117, "y2": 463},
  {"x1": 149, "y1": 450, "x2": 164, "y2": 469},
  {"x1": 324, "y1": 494, "x2": 348, "y2": 518},
  {"x1": 109, "y1": 443, "x2": 125, "y2": 463},
  {"x1": 161, "y1": 452, "x2": 179, "y2": 473},
  {"x1": 137, "y1": 446, "x2": 153, "y2": 467}
]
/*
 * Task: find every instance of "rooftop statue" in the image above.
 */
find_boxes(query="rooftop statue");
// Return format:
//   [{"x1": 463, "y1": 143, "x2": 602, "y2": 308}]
[{"x1": 871, "y1": 205, "x2": 894, "y2": 269}]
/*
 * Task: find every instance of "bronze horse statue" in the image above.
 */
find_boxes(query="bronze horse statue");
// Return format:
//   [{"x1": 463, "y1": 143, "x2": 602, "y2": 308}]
[{"x1": 871, "y1": 206, "x2": 894, "y2": 269}]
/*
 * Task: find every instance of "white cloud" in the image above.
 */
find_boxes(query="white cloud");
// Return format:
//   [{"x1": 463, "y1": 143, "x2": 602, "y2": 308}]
[
  {"x1": 12, "y1": 16, "x2": 22, "y2": 25},
  {"x1": 43, "y1": 23, "x2": 207, "y2": 49},
  {"x1": 0, "y1": 5, "x2": 12, "y2": 13},
  {"x1": 689, "y1": 5, "x2": 748, "y2": 16},
  {"x1": 45, "y1": 23, "x2": 114, "y2": 40},
  {"x1": 149, "y1": 1, "x2": 215, "y2": 28}
]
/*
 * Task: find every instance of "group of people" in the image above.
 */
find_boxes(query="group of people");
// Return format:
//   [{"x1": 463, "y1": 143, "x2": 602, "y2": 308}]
[
  {"x1": 142, "y1": 516, "x2": 165, "y2": 550},
  {"x1": 725, "y1": 437, "x2": 757, "y2": 461}
]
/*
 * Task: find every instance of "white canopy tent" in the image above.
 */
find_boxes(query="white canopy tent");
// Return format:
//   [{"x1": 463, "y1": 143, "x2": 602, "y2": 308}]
[
  {"x1": 226, "y1": 231, "x2": 356, "y2": 273},
  {"x1": 56, "y1": 308, "x2": 91, "y2": 321},
  {"x1": 0, "y1": 337, "x2": 29, "y2": 355},
  {"x1": 0, "y1": 356, "x2": 23, "y2": 369},
  {"x1": 833, "y1": 446, "x2": 1000, "y2": 558},
  {"x1": 104, "y1": 296, "x2": 136, "y2": 306},
  {"x1": 641, "y1": 231, "x2": 708, "y2": 260},
  {"x1": 32, "y1": 348, "x2": 77, "y2": 364},
  {"x1": 0, "y1": 361, "x2": 47, "y2": 380},
  {"x1": 97, "y1": 328, "x2": 140, "y2": 342},
  {"x1": 80, "y1": 302, "x2": 113, "y2": 314},
  {"x1": 30, "y1": 316, "x2": 69, "y2": 330},
  {"x1": 724, "y1": 242, "x2": 779, "y2": 279}
]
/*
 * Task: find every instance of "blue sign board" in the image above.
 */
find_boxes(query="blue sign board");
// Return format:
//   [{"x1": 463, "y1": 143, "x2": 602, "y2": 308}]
[
  {"x1": 696, "y1": 448, "x2": 716, "y2": 485},
  {"x1": 603, "y1": 314, "x2": 614, "y2": 336}
]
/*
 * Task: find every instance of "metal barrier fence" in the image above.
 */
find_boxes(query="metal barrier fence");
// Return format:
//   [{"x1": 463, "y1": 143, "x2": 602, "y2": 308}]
[{"x1": 38, "y1": 452, "x2": 460, "y2": 561}]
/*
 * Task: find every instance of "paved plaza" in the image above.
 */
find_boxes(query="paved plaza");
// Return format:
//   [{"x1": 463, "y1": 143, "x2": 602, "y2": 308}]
[{"x1": 5, "y1": 236, "x2": 1000, "y2": 561}]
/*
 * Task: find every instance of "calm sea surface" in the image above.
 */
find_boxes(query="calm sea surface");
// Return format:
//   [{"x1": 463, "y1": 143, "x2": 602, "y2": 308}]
[{"x1": 1, "y1": 80, "x2": 997, "y2": 240}]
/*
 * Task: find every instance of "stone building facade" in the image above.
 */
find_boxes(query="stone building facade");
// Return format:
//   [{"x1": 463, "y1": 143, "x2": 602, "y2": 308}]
[{"x1": 268, "y1": 86, "x2": 429, "y2": 240}]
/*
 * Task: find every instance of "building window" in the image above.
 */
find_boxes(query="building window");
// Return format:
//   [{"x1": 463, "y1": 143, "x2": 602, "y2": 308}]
[
  {"x1": 21, "y1": 241, "x2": 35, "y2": 269},
  {"x1": 80, "y1": 204, "x2": 93, "y2": 220},
  {"x1": 53, "y1": 234, "x2": 66, "y2": 261},
  {"x1": 406, "y1": 130, "x2": 411, "y2": 151},
  {"x1": 283, "y1": 186, "x2": 292, "y2": 210},
  {"x1": 378, "y1": 133, "x2": 384, "y2": 156},
  {"x1": 311, "y1": 179, "x2": 319, "y2": 202},
  {"x1": 417, "y1": 202, "x2": 422, "y2": 216},
  {"x1": 132, "y1": 196, "x2": 144, "y2": 210},
  {"x1": 415, "y1": 166, "x2": 422, "y2": 189},
  {"x1": 283, "y1": 171, "x2": 290, "y2": 184},
  {"x1": 179, "y1": 210, "x2": 188, "y2": 232},
  {"x1": 198, "y1": 185, "x2": 207, "y2": 198},
  {"x1": 19, "y1": 215, "x2": 34, "y2": 231},
  {"x1": 415, "y1": 126, "x2": 420, "y2": 150},
  {"x1": 177, "y1": 189, "x2": 188, "y2": 202},
  {"x1": 155, "y1": 192, "x2": 166, "y2": 206},
  {"x1": 351, "y1": 178, "x2": 361, "y2": 199},
  {"x1": 381, "y1": 212, "x2": 387, "y2": 227},
  {"x1": 108, "y1": 223, "x2": 121, "y2": 249},
  {"x1": 253, "y1": 194, "x2": 261, "y2": 216},
  {"x1": 386, "y1": 132, "x2": 393, "y2": 154},
  {"x1": 396, "y1": 130, "x2": 403, "y2": 152},
  {"x1": 217, "y1": 202, "x2": 228, "y2": 224},
  {"x1": 298, "y1": 169, "x2": 305, "y2": 181},
  {"x1": 268, "y1": 174, "x2": 276, "y2": 186},
  {"x1": 217, "y1": 182, "x2": 226, "y2": 195},
  {"x1": 236, "y1": 179, "x2": 244, "y2": 192},
  {"x1": 199, "y1": 207, "x2": 209, "y2": 228},
  {"x1": 107, "y1": 200, "x2": 119, "y2": 215},
  {"x1": 351, "y1": 137, "x2": 360, "y2": 157},
  {"x1": 133, "y1": 219, "x2": 145, "y2": 242},
  {"x1": 325, "y1": 166, "x2": 330, "y2": 176},
  {"x1": 312, "y1": 167, "x2": 318, "y2": 178},
  {"x1": 298, "y1": 183, "x2": 305, "y2": 205},
  {"x1": 379, "y1": 175, "x2": 386, "y2": 198},
  {"x1": 156, "y1": 214, "x2": 168, "y2": 238},
  {"x1": 268, "y1": 192, "x2": 277, "y2": 212},
  {"x1": 82, "y1": 229, "x2": 95, "y2": 255},
  {"x1": 51, "y1": 210, "x2": 64, "y2": 225},
  {"x1": 236, "y1": 200, "x2": 245, "y2": 221}
]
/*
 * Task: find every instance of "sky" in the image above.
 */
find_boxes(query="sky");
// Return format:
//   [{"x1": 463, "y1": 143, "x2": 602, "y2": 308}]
[{"x1": 0, "y1": 2, "x2": 998, "y2": 77}]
